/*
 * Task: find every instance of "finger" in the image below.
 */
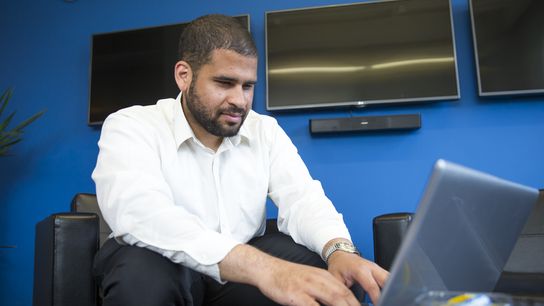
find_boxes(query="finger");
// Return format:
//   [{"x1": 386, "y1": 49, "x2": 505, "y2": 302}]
[
  {"x1": 366, "y1": 283, "x2": 381, "y2": 306},
  {"x1": 306, "y1": 272, "x2": 359, "y2": 306},
  {"x1": 372, "y1": 264, "x2": 390, "y2": 288},
  {"x1": 313, "y1": 288, "x2": 359, "y2": 306},
  {"x1": 353, "y1": 269, "x2": 381, "y2": 305},
  {"x1": 330, "y1": 270, "x2": 349, "y2": 286},
  {"x1": 295, "y1": 295, "x2": 320, "y2": 306}
]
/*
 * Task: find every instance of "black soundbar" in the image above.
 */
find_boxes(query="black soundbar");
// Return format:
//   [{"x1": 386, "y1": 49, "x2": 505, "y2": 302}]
[{"x1": 309, "y1": 113, "x2": 421, "y2": 134}]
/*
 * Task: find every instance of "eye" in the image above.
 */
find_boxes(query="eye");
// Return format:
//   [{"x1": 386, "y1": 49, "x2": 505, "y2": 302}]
[
  {"x1": 242, "y1": 83, "x2": 254, "y2": 90},
  {"x1": 216, "y1": 80, "x2": 233, "y2": 87}
]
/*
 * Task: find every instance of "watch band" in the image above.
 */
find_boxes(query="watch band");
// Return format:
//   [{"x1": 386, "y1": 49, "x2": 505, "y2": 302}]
[{"x1": 324, "y1": 241, "x2": 359, "y2": 263}]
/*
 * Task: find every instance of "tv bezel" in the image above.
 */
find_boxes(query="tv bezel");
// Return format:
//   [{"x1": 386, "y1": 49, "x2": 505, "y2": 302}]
[
  {"x1": 469, "y1": 0, "x2": 544, "y2": 97},
  {"x1": 264, "y1": 0, "x2": 460, "y2": 111},
  {"x1": 88, "y1": 15, "x2": 251, "y2": 126}
]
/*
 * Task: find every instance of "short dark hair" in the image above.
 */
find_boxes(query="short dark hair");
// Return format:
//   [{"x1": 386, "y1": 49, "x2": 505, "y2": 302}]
[{"x1": 178, "y1": 14, "x2": 257, "y2": 74}]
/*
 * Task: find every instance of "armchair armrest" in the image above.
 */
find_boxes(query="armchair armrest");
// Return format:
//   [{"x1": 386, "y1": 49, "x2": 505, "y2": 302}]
[
  {"x1": 372, "y1": 212, "x2": 414, "y2": 270},
  {"x1": 33, "y1": 213, "x2": 99, "y2": 306}
]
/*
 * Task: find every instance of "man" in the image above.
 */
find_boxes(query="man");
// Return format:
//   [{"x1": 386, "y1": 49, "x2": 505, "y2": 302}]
[{"x1": 92, "y1": 14, "x2": 387, "y2": 306}]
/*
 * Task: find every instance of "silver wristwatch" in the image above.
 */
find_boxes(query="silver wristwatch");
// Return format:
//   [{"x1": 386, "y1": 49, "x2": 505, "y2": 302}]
[{"x1": 324, "y1": 241, "x2": 359, "y2": 263}]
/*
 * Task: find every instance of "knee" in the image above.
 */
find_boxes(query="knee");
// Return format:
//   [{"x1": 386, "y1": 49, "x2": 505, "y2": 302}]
[{"x1": 101, "y1": 246, "x2": 184, "y2": 306}]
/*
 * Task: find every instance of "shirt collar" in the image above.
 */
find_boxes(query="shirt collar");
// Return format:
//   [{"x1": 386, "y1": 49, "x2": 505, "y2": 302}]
[
  {"x1": 172, "y1": 93, "x2": 252, "y2": 149},
  {"x1": 233, "y1": 116, "x2": 251, "y2": 146},
  {"x1": 172, "y1": 93, "x2": 194, "y2": 148}
]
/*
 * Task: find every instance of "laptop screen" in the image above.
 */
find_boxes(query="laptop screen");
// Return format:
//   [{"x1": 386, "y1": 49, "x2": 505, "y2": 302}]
[{"x1": 378, "y1": 160, "x2": 538, "y2": 306}]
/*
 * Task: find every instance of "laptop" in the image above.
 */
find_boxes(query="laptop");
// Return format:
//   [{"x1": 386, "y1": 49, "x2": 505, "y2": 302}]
[{"x1": 377, "y1": 159, "x2": 539, "y2": 306}]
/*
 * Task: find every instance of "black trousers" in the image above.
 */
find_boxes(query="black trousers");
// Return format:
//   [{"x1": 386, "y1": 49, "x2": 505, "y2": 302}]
[{"x1": 93, "y1": 231, "x2": 329, "y2": 306}]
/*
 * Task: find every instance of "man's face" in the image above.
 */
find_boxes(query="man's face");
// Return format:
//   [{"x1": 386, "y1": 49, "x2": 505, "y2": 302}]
[{"x1": 184, "y1": 49, "x2": 257, "y2": 138}]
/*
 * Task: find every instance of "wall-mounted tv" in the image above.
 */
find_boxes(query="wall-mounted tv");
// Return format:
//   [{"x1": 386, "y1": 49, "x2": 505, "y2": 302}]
[
  {"x1": 265, "y1": 0, "x2": 460, "y2": 111},
  {"x1": 470, "y1": 0, "x2": 544, "y2": 97},
  {"x1": 88, "y1": 15, "x2": 250, "y2": 125}
]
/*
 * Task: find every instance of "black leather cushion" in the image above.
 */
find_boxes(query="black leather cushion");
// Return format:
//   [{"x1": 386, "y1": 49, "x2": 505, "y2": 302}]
[
  {"x1": 71, "y1": 193, "x2": 111, "y2": 246},
  {"x1": 33, "y1": 213, "x2": 99, "y2": 306},
  {"x1": 372, "y1": 212, "x2": 414, "y2": 270}
]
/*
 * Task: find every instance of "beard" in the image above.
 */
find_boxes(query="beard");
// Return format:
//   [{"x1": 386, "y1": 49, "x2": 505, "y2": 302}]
[{"x1": 184, "y1": 82, "x2": 248, "y2": 138}]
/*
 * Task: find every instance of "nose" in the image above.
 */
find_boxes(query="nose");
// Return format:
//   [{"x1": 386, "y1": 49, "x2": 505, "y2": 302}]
[{"x1": 226, "y1": 85, "x2": 249, "y2": 109}]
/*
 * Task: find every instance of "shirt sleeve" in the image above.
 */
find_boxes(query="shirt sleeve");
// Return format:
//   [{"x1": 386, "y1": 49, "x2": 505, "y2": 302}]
[
  {"x1": 92, "y1": 111, "x2": 241, "y2": 277},
  {"x1": 266, "y1": 122, "x2": 352, "y2": 257}
]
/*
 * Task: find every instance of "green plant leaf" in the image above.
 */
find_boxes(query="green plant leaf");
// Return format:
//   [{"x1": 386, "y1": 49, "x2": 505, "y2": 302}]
[
  {"x1": 0, "y1": 138, "x2": 22, "y2": 156},
  {"x1": 0, "y1": 111, "x2": 16, "y2": 132},
  {"x1": 0, "y1": 88, "x2": 45, "y2": 156},
  {"x1": 0, "y1": 137, "x2": 22, "y2": 148},
  {"x1": 0, "y1": 88, "x2": 13, "y2": 118},
  {"x1": 10, "y1": 110, "x2": 45, "y2": 132},
  {"x1": 0, "y1": 131, "x2": 22, "y2": 145}
]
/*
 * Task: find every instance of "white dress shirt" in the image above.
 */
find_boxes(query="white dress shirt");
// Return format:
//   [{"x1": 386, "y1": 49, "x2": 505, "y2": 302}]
[{"x1": 92, "y1": 94, "x2": 351, "y2": 281}]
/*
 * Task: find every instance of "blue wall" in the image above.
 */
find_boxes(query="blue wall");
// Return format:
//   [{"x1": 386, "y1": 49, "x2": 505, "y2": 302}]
[{"x1": 1, "y1": 0, "x2": 543, "y2": 304}]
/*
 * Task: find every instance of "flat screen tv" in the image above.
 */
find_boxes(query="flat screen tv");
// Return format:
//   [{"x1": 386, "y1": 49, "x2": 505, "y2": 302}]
[
  {"x1": 88, "y1": 15, "x2": 250, "y2": 125},
  {"x1": 265, "y1": 0, "x2": 460, "y2": 111},
  {"x1": 470, "y1": 0, "x2": 544, "y2": 96}
]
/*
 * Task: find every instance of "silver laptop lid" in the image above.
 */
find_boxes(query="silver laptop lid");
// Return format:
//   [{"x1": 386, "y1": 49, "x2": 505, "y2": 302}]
[{"x1": 378, "y1": 159, "x2": 538, "y2": 306}]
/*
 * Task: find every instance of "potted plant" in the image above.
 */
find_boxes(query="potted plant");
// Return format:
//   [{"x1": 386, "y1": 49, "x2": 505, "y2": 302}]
[{"x1": 0, "y1": 88, "x2": 45, "y2": 156}]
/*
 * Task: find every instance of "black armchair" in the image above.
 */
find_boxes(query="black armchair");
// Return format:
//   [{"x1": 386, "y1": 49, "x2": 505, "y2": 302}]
[
  {"x1": 33, "y1": 191, "x2": 544, "y2": 305},
  {"x1": 33, "y1": 194, "x2": 104, "y2": 306}
]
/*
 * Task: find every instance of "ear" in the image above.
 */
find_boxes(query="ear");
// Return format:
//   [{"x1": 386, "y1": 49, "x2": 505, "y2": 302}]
[{"x1": 174, "y1": 61, "x2": 192, "y2": 93}]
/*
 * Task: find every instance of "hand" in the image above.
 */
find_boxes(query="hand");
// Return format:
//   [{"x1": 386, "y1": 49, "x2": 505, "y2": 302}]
[
  {"x1": 219, "y1": 244, "x2": 360, "y2": 306},
  {"x1": 258, "y1": 259, "x2": 362, "y2": 306},
  {"x1": 327, "y1": 251, "x2": 389, "y2": 305}
]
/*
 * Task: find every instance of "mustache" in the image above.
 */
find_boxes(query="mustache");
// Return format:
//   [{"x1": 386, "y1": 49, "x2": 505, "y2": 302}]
[{"x1": 219, "y1": 106, "x2": 247, "y2": 116}]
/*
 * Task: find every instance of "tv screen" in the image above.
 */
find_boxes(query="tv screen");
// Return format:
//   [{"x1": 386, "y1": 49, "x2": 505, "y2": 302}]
[
  {"x1": 88, "y1": 15, "x2": 250, "y2": 125},
  {"x1": 470, "y1": 0, "x2": 544, "y2": 96},
  {"x1": 265, "y1": 0, "x2": 460, "y2": 111}
]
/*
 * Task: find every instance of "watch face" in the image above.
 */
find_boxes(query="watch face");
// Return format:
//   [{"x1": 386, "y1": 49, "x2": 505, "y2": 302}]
[
  {"x1": 337, "y1": 242, "x2": 357, "y2": 252},
  {"x1": 325, "y1": 241, "x2": 360, "y2": 262}
]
